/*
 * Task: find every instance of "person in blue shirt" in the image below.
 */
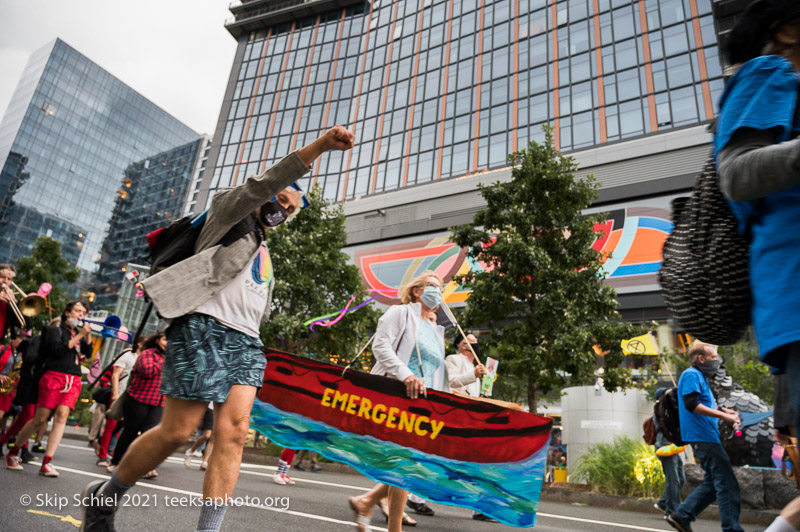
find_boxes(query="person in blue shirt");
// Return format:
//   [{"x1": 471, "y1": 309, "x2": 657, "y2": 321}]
[
  {"x1": 714, "y1": 3, "x2": 800, "y2": 530},
  {"x1": 666, "y1": 344, "x2": 742, "y2": 532}
]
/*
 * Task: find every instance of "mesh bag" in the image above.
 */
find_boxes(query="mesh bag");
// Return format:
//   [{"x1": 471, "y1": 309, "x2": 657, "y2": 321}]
[{"x1": 659, "y1": 153, "x2": 751, "y2": 345}]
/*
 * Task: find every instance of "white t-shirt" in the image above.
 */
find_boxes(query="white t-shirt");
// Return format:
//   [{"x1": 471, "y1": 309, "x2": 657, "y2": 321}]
[
  {"x1": 194, "y1": 242, "x2": 273, "y2": 338},
  {"x1": 113, "y1": 349, "x2": 138, "y2": 394}
]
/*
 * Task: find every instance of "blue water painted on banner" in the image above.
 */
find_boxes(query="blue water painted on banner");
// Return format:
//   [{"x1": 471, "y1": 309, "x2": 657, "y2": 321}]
[{"x1": 250, "y1": 397, "x2": 548, "y2": 527}]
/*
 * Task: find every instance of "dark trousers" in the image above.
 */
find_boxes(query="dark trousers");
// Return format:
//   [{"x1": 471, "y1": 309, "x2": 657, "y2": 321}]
[
  {"x1": 111, "y1": 395, "x2": 162, "y2": 466},
  {"x1": 657, "y1": 453, "x2": 685, "y2": 514},
  {"x1": 781, "y1": 342, "x2": 800, "y2": 434},
  {"x1": 675, "y1": 442, "x2": 743, "y2": 531}
]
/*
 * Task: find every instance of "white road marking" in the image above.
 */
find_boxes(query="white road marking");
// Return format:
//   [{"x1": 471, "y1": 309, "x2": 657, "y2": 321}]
[
  {"x1": 538, "y1": 512, "x2": 670, "y2": 531},
  {"x1": 57, "y1": 443, "x2": 671, "y2": 531}
]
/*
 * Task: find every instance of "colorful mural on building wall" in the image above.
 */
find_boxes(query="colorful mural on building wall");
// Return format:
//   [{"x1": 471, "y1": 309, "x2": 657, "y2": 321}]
[{"x1": 348, "y1": 204, "x2": 674, "y2": 305}]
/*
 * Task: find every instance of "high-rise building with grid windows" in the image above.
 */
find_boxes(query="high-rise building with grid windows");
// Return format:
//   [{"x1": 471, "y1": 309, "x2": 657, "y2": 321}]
[
  {"x1": 198, "y1": 0, "x2": 745, "y2": 340},
  {"x1": 0, "y1": 38, "x2": 200, "y2": 272}
]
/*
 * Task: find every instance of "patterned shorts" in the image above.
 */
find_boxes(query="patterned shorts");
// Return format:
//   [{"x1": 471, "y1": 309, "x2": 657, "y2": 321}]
[{"x1": 161, "y1": 313, "x2": 266, "y2": 403}]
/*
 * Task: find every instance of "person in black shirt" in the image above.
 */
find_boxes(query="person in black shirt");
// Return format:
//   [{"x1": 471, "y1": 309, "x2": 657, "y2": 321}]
[{"x1": 6, "y1": 302, "x2": 92, "y2": 477}]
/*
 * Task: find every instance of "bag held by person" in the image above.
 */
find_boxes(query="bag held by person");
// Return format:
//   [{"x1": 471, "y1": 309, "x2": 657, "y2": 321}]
[
  {"x1": 659, "y1": 153, "x2": 751, "y2": 345},
  {"x1": 642, "y1": 415, "x2": 656, "y2": 445},
  {"x1": 653, "y1": 386, "x2": 684, "y2": 446}
]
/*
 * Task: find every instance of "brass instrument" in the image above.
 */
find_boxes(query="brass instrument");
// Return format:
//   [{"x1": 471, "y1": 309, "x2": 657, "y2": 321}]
[
  {"x1": 0, "y1": 356, "x2": 22, "y2": 395},
  {"x1": 0, "y1": 283, "x2": 25, "y2": 326},
  {"x1": 1, "y1": 281, "x2": 49, "y2": 322}
]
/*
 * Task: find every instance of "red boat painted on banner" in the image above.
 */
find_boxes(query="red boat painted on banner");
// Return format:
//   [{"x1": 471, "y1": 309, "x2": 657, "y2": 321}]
[{"x1": 258, "y1": 350, "x2": 552, "y2": 464}]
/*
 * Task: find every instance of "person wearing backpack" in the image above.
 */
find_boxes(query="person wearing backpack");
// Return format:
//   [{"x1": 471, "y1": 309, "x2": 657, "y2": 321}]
[
  {"x1": 665, "y1": 344, "x2": 743, "y2": 532},
  {"x1": 79, "y1": 125, "x2": 354, "y2": 532},
  {"x1": 653, "y1": 387, "x2": 685, "y2": 517}
]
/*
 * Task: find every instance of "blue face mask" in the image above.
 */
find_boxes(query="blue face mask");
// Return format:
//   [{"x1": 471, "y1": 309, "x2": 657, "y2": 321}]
[{"x1": 420, "y1": 286, "x2": 442, "y2": 308}]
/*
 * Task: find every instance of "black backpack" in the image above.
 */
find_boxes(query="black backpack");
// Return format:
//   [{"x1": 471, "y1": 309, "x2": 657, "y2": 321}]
[
  {"x1": 659, "y1": 153, "x2": 751, "y2": 345},
  {"x1": 146, "y1": 211, "x2": 260, "y2": 276},
  {"x1": 653, "y1": 387, "x2": 684, "y2": 446}
]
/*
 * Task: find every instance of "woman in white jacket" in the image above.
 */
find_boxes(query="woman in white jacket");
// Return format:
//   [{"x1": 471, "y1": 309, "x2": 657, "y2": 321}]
[{"x1": 348, "y1": 271, "x2": 447, "y2": 532}]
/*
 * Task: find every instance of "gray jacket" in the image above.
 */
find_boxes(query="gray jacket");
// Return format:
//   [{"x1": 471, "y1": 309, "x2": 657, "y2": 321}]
[{"x1": 141, "y1": 152, "x2": 310, "y2": 320}]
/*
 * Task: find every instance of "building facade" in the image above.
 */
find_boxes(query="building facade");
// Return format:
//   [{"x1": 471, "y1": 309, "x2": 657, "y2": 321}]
[
  {"x1": 198, "y1": 0, "x2": 745, "y2": 345},
  {"x1": 0, "y1": 39, "x2": 200, "y2": 272},
  {"x1": 93, "y1": 136, "x2": 211, "y2": 309}
]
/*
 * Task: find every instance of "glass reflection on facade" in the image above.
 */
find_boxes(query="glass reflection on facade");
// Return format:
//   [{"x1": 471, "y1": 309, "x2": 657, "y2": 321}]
[
  {"x1": 202, "y1": 0, "x2": 722, "y2": 207},
  {"x1": 0, "y1": 39, "x2": 199, "y2": 271},
  {"x1": 94, "y1": 137, "x2": 209, "y2": 309}
]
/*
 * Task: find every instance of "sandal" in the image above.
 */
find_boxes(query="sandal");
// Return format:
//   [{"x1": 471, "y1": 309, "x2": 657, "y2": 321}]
[
  {"x1": 142, "y1": 469, "x2": 158, "y2": 480},
  {"x1": 402, "y1": 512, "x2": 418, "y2": 527},
  {"x1": 348, "y1": 496, "x2": 371, "y2": 532},
  {"x1": 96, "y1": 458, "x2": 110, "y2": 467}
]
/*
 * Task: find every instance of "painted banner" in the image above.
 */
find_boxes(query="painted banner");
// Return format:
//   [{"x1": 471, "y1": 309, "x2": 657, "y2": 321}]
[{"x1": 250, "y1": 350, "x2": 553, "y2": 527}]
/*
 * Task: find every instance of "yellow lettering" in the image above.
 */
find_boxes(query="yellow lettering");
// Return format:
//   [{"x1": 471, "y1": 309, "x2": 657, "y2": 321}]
[
  {"x1": 332, "y1": 391, "x2": 349, "y2": 411},
  {"x1": 346, "y1": 394, "x2": 360, "y2": 415},
  {"x1": 321, "y1": 388, "x2": 333, "y2": 407},
  {"x1": 372, "y1": 403, "x2": 387, "y2": 424},
  {"x1": 429, "y1": 419, "x2": 445, "y2": 440},
  {"x1": 414, "y1": 415, "x2": 430, "y2": 436},
  {"x1": 398, "y1": 411, "x2": 417, "y2": 433},
  {"x1": 385, "y1": 407, "x2": 399, "y2": 429},
  {"x1": 357, "y1": 397, "x2": 373, "y2": 419}
]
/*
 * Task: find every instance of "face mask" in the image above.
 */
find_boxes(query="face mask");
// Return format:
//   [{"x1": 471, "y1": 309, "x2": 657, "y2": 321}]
[
  {"x1": 464, "y1": 342, "x2": 479, "y2": 357},
  {"x1": 420, "y1": 286, "x2": 442, "y2": 308},
  {"x1": 696, "y1": 357, "x2": 722, "y2": 377},
  {"x1": 260, "y1": 199, "x2": 288, "y2": 227},
  {"x1": 66, "y1": 317, "x2": 81, "y2": 329}
]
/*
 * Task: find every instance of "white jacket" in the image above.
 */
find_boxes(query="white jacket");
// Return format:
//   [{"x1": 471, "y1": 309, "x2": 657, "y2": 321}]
[
  {"x1": 371, "y1": 302, "x2": 448, "y2": 392},
  {"x1": 446, "y1": 353, "x2": 480, "y2": 396}
]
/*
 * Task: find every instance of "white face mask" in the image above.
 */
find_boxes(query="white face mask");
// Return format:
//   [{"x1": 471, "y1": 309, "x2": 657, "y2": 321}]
[
  {"x1": 420, "y1": 286, "x2": 442, "y2": 308},
  {"x1": 66, "y1": 317, "x2": 81, "y2": 329}
]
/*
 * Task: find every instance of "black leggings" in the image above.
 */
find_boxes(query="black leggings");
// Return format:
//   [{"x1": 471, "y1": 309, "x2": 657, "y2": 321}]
[{"x1": 111, "y1": 394, "x2": 163, "y2": 466}]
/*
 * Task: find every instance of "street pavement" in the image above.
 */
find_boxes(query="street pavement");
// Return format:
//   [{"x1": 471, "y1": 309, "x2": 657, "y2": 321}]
[{"x1": 0, "y1": 442, "x2": 755, "y2": 531}]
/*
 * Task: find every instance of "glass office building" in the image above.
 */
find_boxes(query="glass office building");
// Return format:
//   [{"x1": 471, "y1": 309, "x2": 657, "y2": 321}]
[
  {"x1": 199, "y1": 0, "x2": 722, "y2": 209},
  {"x1": 0, "y1": 39, "x2": 200, "y2": 272},
  {"x1": 93, "y1": 137, "x2": 210, "y2": 308}
]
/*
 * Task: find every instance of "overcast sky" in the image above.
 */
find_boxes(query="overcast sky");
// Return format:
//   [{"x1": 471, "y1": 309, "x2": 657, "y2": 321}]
[{"x1": 0, "y1": 0, "x2": 237, "y2": 135}]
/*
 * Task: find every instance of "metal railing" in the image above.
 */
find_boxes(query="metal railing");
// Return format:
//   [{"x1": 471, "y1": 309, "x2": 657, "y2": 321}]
[{"x1": 225, "y1": 0, "x2": 318, "y2": 26}]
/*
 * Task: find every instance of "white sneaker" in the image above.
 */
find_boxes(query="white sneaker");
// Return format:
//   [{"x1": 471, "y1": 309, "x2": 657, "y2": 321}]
[
  {"x1": 184, "y1": 452, "x2": 193, "y2": 468},
  {"x1": 193, "y1": 450, "x2": 203, "y2": 458},
  {"x1": 273, "y1": 473, "x2": 287, "y2": 485},
  {"x1": 281, "y1": 473, "x2": 295, "y2": 485},
  {"x1": 39, "y1": 463, "x2": 59, "y2": 477}
]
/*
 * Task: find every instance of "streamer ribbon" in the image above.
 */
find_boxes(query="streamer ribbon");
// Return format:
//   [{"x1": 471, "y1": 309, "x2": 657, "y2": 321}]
[{"x1": 304, "y1": 289, "x2": 397, "y2": 331}]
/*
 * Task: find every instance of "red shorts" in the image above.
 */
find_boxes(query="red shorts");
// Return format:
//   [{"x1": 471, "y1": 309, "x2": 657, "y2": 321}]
[
  {"x1": 38, "y1": 371, "x2": 81, "y2": 410},
  {"x1": 0, "y1": 391, "x2": 13, "y2": 413}
]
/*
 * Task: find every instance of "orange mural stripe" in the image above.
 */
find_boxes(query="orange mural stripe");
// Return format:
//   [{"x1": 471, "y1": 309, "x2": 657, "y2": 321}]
[{"x1": 370, "y1": 1, "x2": 402, "y2": 194}]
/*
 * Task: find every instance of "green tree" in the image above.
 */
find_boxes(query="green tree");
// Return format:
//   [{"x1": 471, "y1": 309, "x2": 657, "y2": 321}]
[
  {"x1": 450, "y1": 128, "x2": 642, "y2": 412},
  {"x1": 720, "y1": 341, "x2": 774, "y2": 404},
  {"x1": 14, "y1": 236, "x2": 81, "y2": 329},
  {"x1": 260, "y1": 186, "x2": 380, "y2": 362}
]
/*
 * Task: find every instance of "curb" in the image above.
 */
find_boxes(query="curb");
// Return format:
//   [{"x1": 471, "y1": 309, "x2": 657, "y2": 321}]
[{"x1": 542, "y1": 484, "x2": 780, "y2": 526}]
